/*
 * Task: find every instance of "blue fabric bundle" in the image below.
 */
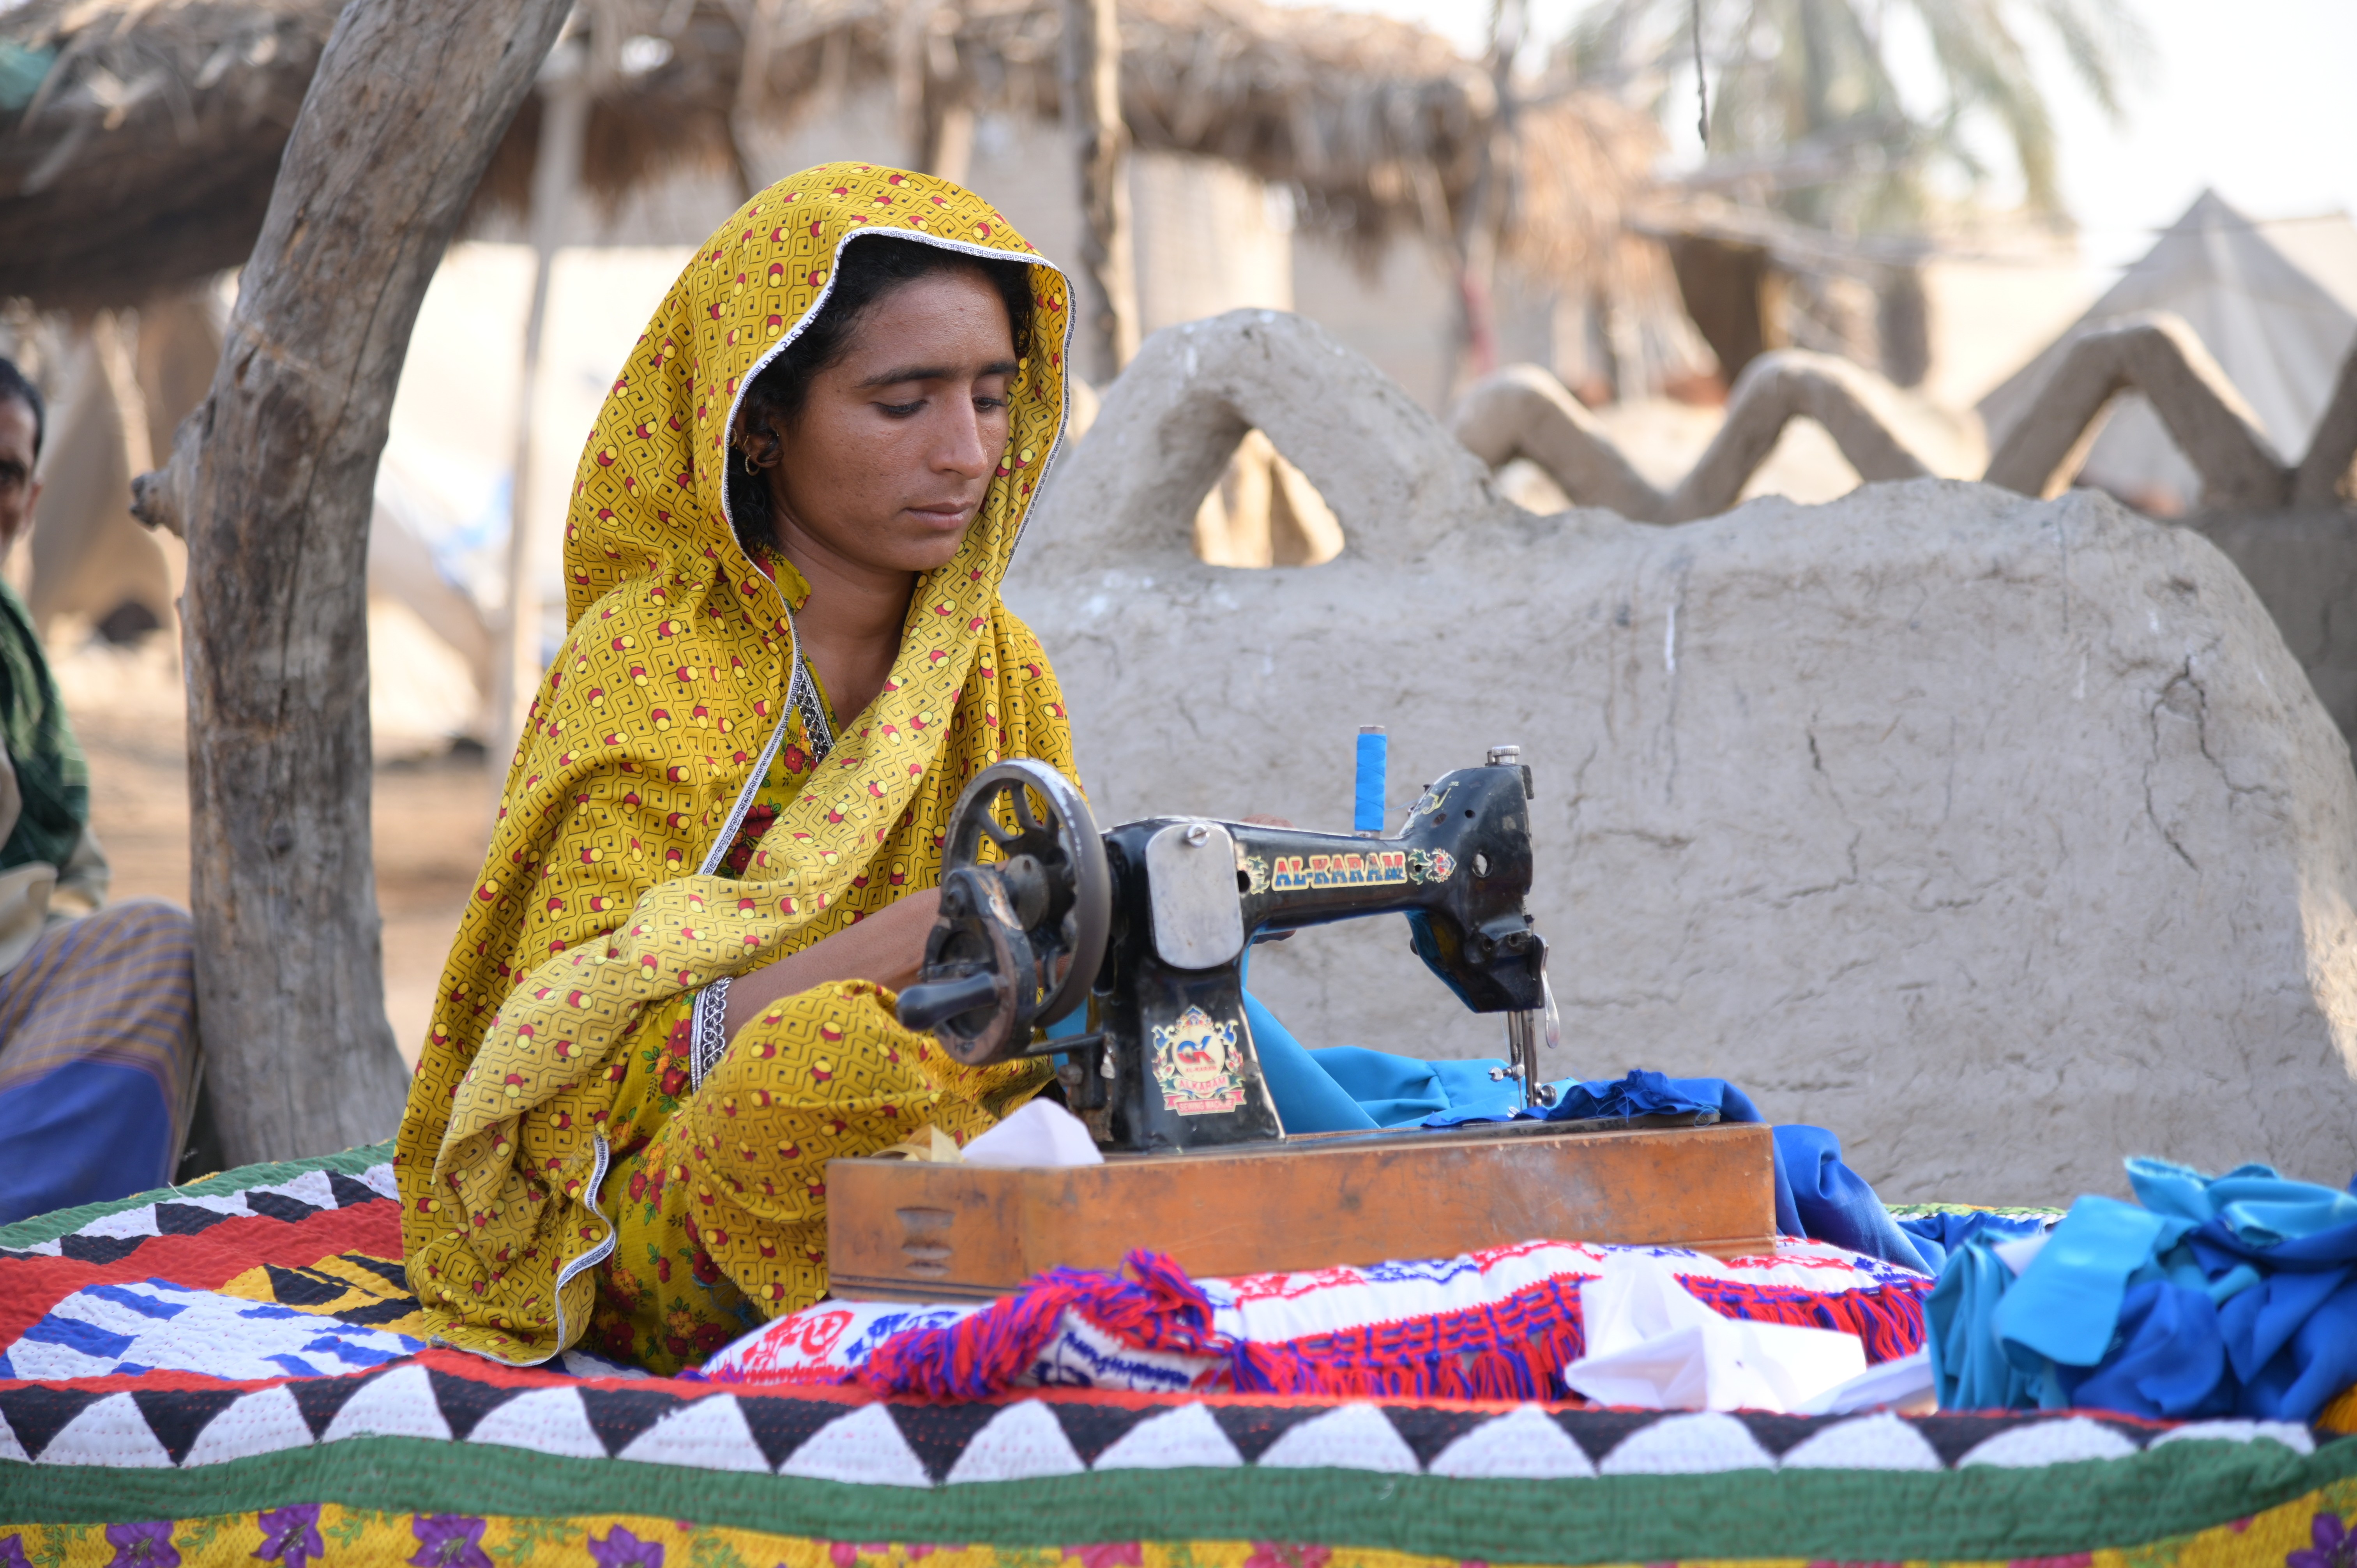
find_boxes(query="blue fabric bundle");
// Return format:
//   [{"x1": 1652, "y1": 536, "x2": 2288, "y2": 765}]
[
  {"x1": 1517, "y1": 1070, "x2": 1933, "y2": 1273},
  {"x1": 1896, "y1": 1209, "x2": 2052, "y2": 1277},
  {"x1": 1276, "y1": 1027, "x2": 1935, "y2": 1274},
  {"x1": 1926, "y1": 1157, "x2": 2357, "y2": 1421}
]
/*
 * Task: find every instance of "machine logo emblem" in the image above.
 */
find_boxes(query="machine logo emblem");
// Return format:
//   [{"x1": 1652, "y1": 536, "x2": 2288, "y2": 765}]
[
  {"x1": 1151, "y1": 1005, "x2": 1247, "y2": 1115},
  {"x1": 1407, "y1": 848, "x2": 1457, "y2": 884}
]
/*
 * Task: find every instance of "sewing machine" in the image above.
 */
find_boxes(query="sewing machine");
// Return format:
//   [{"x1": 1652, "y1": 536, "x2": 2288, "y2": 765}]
[
  {"x1": 892, "y1": 747, "x2": 1559, "y2": 1151},
  {"x1": 825, "y1": 746, "x2": 1777, "y2": 1301}
]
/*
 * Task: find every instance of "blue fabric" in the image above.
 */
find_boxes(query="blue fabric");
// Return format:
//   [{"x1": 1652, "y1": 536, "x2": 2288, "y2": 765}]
[
  {"x1": 1428, "y1": 1057, "x2": 1525, "y2": 1121},
  {"x1": 1894, "y1": 1209, "x2": 2050, "y2": 1276},
  {"x1": 1927, "y1": 1239, "x2": 2042, "y2": 1410},
  {"x1": 1995, "y1": 1195, "x2": 2191, "y2": 1370},
  {"x1": 1777, "y1": 1123, "x2": 1933, "y2": 1275},
  {"x1": 1517, "y1": 1070, "x2": 1901, "y2": 1264},
  {"x1": 1302, "y1": 1047, "x2": 1527, "y2": 1127},
  {"x1": 1407, "y1": 1062, "x2": 1930, "y2": 1273},
  {"x1": 1302, "y1": 1045, "x2": 1445, "y2": 1127},
  {"x1": 1536, "y1": 1067, "x2": 1769, "y2": 1127},
  {"x1": 2062, "y1": 1280, "x2": 2234, "y2": 1419},
  {"x1": 2127, "y1": 1155, "x2": 2357, "y2": 1243},
  {"x1": 1924, "y1": 1157, "x2": 2357, "y2": 1421},
  {"x1": 1244, "y1": 990, "x2": 1378, "y2": 1133},
  {"x1": 0, "y1": 1058, "x2": 177, "y2": 1223}
]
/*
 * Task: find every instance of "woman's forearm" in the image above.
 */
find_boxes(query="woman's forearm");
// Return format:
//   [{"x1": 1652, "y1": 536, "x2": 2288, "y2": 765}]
[{"x1": 721, "y1": 887, "x2": 941, "y2": 1038}]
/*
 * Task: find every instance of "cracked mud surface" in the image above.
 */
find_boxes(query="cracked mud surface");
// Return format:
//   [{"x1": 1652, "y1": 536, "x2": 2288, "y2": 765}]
[{"x1": 1019, "y1": 464, "x2": 2357, "y2": 1202}]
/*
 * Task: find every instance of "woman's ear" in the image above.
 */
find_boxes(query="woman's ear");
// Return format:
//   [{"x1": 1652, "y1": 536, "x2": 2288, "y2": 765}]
[{"x1": 734, "y1": 411, "x2": 784, "y2": 474}]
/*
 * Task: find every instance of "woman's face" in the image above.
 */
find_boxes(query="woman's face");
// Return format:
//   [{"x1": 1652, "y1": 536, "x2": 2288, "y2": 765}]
[{"x1": 749, "y1": 268, "x2": 1017, "y2": 577}]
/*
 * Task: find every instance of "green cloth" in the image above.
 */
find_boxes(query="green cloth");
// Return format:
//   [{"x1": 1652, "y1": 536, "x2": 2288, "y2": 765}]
[{"x1": 0, "y1": 577, "x2": 88, "y2": 871}]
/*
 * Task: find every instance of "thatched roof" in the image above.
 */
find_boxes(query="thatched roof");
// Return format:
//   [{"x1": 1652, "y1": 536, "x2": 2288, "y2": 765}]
[
  {"x1": 0, "y1": 0, "x2": 331, "y2": 310},
  {"x1": 2, "y1": 0, "x2": 1661, "y2": 311}
]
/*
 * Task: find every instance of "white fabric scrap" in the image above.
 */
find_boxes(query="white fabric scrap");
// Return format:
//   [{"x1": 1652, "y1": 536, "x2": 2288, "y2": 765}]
[
  {"x1": 962, "y1": 1099, "x2": 1103, "y2": 1168},
  {"x1": 1793, "y1": 1348, "x2": 1935, "y2": 1416},
  {"x1": 1564, "y1": 1258, "x2": 1865, "y2": 1413}
]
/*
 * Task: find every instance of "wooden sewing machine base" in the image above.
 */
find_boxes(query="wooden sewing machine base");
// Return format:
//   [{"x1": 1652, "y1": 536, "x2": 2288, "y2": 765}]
[{"x1": 825, "y1": 1116, "x2": 1777, "y2": 1302}]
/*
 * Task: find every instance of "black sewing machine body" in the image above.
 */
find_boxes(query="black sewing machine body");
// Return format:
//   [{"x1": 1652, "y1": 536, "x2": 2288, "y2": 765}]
[{"x1": 896, "y1": 756, "x2": 1558, "y2": 1155}]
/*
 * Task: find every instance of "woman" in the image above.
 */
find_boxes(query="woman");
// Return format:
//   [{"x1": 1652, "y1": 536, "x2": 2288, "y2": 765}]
[{"x1": 398, "y1": 164, "x2": 1074, "y2": 1372}]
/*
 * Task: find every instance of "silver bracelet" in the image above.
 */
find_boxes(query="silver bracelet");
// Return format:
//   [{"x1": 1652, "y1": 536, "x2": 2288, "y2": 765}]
[{"x1": 689, "y1": 976, "x2": 732, "y2": 1092}]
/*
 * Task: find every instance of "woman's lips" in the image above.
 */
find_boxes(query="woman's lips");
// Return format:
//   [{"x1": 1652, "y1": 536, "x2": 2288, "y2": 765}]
[{"x1": 907, "y1": 503, "x2": 972, "y2": 527}]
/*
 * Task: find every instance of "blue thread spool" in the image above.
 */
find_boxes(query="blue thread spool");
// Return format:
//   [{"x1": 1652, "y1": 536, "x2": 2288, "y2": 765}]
[{"x1": 1354, "y1": 725, "x2": 1387, "y2": 835}]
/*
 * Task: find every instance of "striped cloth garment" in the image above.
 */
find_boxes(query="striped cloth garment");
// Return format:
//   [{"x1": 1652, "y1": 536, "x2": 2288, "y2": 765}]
[{"x1": 0, "y1": 898, "x2": 198, "y2": 1223}]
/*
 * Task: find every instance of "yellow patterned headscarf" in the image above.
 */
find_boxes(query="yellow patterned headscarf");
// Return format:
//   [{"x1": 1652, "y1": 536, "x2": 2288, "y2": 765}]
[{"x1": 396, "y1": 163, "x2": 1074, "y2": 1363}]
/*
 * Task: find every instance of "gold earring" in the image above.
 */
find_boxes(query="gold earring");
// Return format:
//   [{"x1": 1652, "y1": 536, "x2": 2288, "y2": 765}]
[{"x1": 742, "y1": 449, "x2": 758, "y2": 476}]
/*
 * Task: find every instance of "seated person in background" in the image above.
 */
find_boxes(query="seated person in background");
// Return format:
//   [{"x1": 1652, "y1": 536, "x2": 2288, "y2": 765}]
[
  {"x1": 401, "y1": 166, "x2": 1075, "y2": 1372},
  {"x1": 0, "y1": 356, "x2": 199, "y2": 1224}
]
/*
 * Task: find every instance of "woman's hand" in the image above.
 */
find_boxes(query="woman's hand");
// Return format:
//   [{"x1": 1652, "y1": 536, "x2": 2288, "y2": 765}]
[{"x1": 722, "y1": 887, "x2": 941, "y2": 1040}]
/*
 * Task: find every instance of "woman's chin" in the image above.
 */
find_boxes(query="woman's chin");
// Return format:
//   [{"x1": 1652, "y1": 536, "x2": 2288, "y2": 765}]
[{"x1": 889, "y1": 521, "x2": 974, "y2": 572}]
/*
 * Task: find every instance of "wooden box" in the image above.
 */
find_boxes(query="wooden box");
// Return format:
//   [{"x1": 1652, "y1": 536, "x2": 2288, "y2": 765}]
[{"x1": 826, "y1": 1118, "x2": 1777, "y2": 1302}]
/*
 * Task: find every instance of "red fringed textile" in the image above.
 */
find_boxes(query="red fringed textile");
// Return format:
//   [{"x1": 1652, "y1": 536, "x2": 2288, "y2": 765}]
[
  {"x1": 1229, "y1": 1274, "x2": 1588, "y2": 1400},
  {"x1": 1675, "y1": 1274, "x2": 1928, "y2": 1365},
  {"x1": 856, "y1": 1253, "x2": 1229, "y2": 1402},
  {"x1": 853, "y1": 1250, "x2": 1932, "y2": 1403}
]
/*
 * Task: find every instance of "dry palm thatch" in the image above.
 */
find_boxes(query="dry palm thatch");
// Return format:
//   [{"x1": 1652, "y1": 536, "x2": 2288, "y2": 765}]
[
  {"x1": 481, "y1": 0, "x2": 1666, "y2": 267},
  {"x1": 2, "y1": 0, "x2": 1662, "y2": 311}
]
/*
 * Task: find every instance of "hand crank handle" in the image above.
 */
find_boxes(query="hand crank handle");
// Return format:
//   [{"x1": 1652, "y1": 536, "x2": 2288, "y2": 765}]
[{"x1": 897, "y1": 970, "x2": 1002, "y2": 1033}]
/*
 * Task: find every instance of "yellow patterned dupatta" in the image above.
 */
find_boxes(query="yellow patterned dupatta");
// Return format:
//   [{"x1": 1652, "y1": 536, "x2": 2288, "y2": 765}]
[{"x1": 396, "y1": 164, "x2": 1074, "y2": 1365}]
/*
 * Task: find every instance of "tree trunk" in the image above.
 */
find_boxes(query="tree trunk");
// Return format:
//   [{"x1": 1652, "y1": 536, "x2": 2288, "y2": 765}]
[
  {"x1": 488, "y1": 39, "x2": 590, "y2": 789},
  {"x1": 163, "y1": 0, "x2": 572, "y2": 1164},
  {"x1": 1060, "y1": 0, "x2": 1138, "y2": 385}
]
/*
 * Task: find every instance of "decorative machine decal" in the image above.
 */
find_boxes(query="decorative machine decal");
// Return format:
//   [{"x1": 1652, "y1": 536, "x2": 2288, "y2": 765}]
[
  {"x1": 1406, "y1": 848, "x2": 1457, "y2": 885},
  {"x1": 1151, "y1": 1005, "x2": 1247, "y2": 1115},
  {"x1": 1266, "y1": 849, "x2": 1409, "y2": 892}
]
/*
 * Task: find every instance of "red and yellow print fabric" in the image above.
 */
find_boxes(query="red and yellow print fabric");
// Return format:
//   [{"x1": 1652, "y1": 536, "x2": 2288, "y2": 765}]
[
  {"x1": 587, "y1": 981, "x2": 1040, "y2": 1374},
  {"x1": 395, "y1": 162, "x2": 1075, "y2": 1367}
]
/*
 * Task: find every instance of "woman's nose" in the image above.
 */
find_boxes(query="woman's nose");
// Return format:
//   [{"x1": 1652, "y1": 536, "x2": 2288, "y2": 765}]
[{"x1": 935, "y1": 399, "x2": 992, "y2": 478}]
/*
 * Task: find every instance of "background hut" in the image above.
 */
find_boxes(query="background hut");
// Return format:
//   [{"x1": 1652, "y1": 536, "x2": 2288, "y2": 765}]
[
  {"x1": 3, "y1": 0, "x2": 1694, "y2": 388},
  {"x1": 1978, "y1": 191, "x2": 2357, "y2": 517},
  {"x1": 4, "y1": 0, "x2": 1712, "y2": 761}
]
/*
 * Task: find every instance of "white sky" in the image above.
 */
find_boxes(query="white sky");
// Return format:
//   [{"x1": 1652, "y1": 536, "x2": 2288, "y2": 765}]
[{"x1": 1289, "y1": 0, "x2": 2357, "y2": 278}]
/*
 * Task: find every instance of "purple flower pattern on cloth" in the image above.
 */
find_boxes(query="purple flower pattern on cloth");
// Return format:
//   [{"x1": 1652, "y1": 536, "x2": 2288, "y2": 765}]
[
  {"x1": 410, "y1": 1515, "x2": 494, "y2": 1568},
  {"x1": 2292, "y1": 1514, "x2": 2357, "y2": 1568},
  {"x1": 588, "y1": 1526, "x2": 665, "y2": 1567},
  {"x1": 105, "y1": 1524, "x2": 181, "y2": 1568},
  {"x1": 256, "y1": 1506, "x2": 325, "y2": 1568},
  {"x1": 0, "y1": 1534, "x2": 30, "y2": 1568}
]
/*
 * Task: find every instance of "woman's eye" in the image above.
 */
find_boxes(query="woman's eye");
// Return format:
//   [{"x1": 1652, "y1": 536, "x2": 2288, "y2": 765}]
[
  {"x1": 879, "y1": 401, "x2": 924, "y2": 418},
  {"x1": 975, "y1": 395, "x2": 1007, "y2": 411}
]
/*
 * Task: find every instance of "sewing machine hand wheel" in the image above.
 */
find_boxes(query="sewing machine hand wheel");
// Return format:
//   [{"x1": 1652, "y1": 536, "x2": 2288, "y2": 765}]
[{"x1": 896, "y1": 759, "x2": 1111, "y2": 1065}]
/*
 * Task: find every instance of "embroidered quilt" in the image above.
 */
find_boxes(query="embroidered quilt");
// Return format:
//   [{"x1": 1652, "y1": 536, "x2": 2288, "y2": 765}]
[{"x1": 2, "y1": 1143, "x2": 2352, "y2": 1567}]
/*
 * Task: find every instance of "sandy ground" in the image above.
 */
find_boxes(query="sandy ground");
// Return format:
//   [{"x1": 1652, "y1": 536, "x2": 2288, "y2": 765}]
[{"x1": 55, "y1": 636, "x2": 487, "y2": 1069}]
